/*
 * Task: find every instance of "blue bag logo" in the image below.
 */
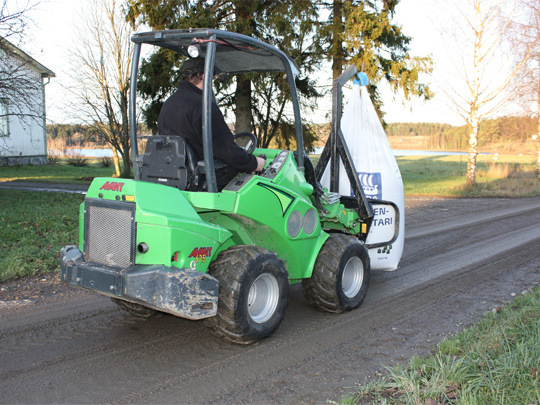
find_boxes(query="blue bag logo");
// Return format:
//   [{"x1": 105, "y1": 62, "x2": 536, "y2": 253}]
[{"x1": 358, "y1": 172, "x2": 382, "y2": 200}]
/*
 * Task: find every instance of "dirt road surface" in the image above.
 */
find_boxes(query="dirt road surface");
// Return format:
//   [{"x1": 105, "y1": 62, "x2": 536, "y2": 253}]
[{"x1": 1, "y1": 196, "x2": 540, "y2": 404}]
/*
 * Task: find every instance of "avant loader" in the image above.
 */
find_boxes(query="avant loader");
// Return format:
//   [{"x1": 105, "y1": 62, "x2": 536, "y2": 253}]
[{"x1": 60, "y1": 29, "x2": 397, "y2": 344}]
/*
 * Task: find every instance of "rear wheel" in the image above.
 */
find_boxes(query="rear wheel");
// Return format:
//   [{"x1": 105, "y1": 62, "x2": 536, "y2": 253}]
[
  {"x1": 302, "y1": 234, "x2": 370, "y2": 313},
  {"x1": 111, "y1": 298, "x2": 161, "y2": 319},
  {"x1": 205, "y1": 245, "x2": 289, "y2": 344}
]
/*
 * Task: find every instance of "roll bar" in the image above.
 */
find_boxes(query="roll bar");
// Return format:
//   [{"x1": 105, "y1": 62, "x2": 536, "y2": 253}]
[{"x1": 128, "y1": 29, "x2": 305, "y2": 192}]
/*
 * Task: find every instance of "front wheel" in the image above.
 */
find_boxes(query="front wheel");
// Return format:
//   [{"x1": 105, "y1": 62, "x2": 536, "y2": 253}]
[
  {"x1": 205, "y1": 245, "x2": 289, "y2": 344},
  {"x1": 302, "y1": 234, "x2": 370, "y2": 313}
]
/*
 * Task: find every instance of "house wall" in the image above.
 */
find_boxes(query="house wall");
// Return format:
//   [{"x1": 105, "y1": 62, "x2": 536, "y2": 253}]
[{"x1": 0, "y1": 50, "x2": 48, "y2": 166}]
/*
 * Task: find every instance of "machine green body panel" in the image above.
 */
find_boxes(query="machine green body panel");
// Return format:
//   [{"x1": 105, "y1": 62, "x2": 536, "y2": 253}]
[
  {"x1": 79, "y1": 149, "x2": 361, "y2": 281},
  {"x1": 82, "y1": 178, "x2": 233, "y2": 274},
  {"x1": 205, "y1": 150, "x2": 328, "y2": 280}
]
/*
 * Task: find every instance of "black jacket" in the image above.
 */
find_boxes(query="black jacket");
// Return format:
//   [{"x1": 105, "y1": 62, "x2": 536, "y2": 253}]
[{"x1": 157, "y1": 80, "x2": 257, "y2": 173}]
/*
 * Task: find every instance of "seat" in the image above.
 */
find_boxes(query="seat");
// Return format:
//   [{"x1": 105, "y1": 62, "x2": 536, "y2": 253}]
[{"x1": 140, "y1": 135, "x2": 200, "y2": 191}]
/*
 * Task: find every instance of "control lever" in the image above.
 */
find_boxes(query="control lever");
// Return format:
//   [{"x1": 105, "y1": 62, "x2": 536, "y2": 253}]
[{"x1": 256, "y1": 153, "x2": 267, "y2": 175}]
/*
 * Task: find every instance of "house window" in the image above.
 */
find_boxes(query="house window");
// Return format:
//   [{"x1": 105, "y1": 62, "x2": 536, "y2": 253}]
[{"x1": 0, "y1": 98, "x2": 9, "y2": 137}]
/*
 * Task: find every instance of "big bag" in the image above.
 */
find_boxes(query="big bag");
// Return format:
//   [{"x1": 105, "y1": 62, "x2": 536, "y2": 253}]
[{"x1": 321, "y1": 81, "x2": 404, "y2": 271}]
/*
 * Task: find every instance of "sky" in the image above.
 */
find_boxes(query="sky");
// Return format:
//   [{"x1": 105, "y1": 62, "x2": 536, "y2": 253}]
[{"x1": 21, "y1": 0, "x2": 466, "y2": 126}]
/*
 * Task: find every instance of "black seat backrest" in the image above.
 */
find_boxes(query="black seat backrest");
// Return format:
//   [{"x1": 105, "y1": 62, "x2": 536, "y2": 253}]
[{"x1": 141, "y1": 135, "x2": 199, "y2": 191}]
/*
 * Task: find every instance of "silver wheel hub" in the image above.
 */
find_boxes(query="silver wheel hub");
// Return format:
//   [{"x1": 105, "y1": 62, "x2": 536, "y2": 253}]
[
  {"x1": 341, "y1": 256, "x2": 364, "y2": 298},
  {"x1": 248, "y1": 273, "x2": 279, "y2": 324}
]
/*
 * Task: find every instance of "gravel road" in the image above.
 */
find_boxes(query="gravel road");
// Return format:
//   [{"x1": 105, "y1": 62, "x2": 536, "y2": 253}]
[{"x1": 1, "y1": 196, "x2": 540, "y2": 404}]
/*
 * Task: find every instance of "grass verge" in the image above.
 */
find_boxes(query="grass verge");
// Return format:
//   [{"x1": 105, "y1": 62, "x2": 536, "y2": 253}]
[
  {"x1": 340, "y1": 286, "x2": 540, "y2": 404},
  {"x1": 0, "y1": 190, "x2": 82, "y2": 282},
  {"x1": 0, "y1": 159, "x2": 121, "y2": 183}
]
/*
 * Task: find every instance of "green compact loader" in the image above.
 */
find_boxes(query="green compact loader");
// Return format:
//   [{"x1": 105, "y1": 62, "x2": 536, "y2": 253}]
[{"x1": 60, "y1": 29, "x2": 395, "y2": 344}]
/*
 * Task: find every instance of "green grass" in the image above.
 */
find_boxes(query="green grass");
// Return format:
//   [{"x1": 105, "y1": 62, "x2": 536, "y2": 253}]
[
  {"x1": 0, "y1": 159, "x2": 121, "y2": 183},
  {"x1": 342, "y1": 286, "x2": 540, "y2": 404},
  {"x1": 0, "y1": 190, "x2": 82, "y2": 282},
  {"x1": 397, "y1": 154, "x2": 540, "y2": 197},
  {"x1": 309, "y1": 154, "x2": 540, "y2": 198}
]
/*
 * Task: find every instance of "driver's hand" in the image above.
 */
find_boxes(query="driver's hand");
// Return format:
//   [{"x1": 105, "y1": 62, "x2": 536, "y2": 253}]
[{"x1": 255, "y1": 156, "x2": 266, "y2": 172}]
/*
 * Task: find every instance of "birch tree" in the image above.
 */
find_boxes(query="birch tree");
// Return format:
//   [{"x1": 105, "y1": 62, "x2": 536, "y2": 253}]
[
  {"x1": 445, "y1": 0, "x2": 529, "y2": 185},
  {"x1": 68, "y1": 0, "x2": 133, "y2": 177}
]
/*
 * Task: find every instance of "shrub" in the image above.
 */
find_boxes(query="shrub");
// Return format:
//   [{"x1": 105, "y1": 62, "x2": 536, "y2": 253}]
[
  {"x1": 47, "y1": 152, "x2": 60, "y2": 165},
  {"x1": 66, "y1": 153, "x2": 89, "y2": 167},
  {"x1": 97, "y1": 155, "x2": 113, "y2": 168}
]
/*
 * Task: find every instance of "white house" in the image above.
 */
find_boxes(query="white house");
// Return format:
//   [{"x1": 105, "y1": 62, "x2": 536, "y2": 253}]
[{"x1": 0, "y1": 39, "x2": 55, "y2": 166}]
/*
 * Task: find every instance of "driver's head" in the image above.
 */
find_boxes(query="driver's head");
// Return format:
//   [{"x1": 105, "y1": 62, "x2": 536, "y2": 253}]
[{"x1": 182, "y1": 58, "x2": 223, "y2": 85}]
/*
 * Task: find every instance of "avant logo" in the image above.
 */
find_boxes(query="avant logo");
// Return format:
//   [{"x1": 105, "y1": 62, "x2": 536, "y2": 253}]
[
  {"x1": 100, "y1": 181, "x2": 125, "y2": 192},
  {"x1": 189, "y1": 247, "x2": 213, "y2": 264},
  {"x1": 189, "y1": 247, "x2": 213, "y2": 258}
]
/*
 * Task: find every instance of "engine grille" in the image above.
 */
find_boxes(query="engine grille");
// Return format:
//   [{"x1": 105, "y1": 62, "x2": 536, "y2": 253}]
[{"x1": 84, "y1": 199, "x2": 136, "y2": 268}]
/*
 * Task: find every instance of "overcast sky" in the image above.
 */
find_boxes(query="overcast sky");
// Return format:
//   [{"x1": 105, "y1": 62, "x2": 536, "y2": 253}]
[{"x1": 23, "y1": 0, "x2": 466, "y2": 126}]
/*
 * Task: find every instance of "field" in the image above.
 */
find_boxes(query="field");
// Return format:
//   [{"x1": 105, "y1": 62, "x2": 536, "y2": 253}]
[
  {"x1": 310, "y1": 153, "x2": 540, "y2": 198},
  {"x1": 0, "y1": 158, "x2": 119, "y2": 183},
  {"x1": 397, "y1": 154, "x2": 540, "y2": 197}
]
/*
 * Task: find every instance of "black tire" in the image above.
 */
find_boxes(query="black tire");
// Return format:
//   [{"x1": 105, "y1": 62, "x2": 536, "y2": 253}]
[
  {"x1": 111, "y1": 298, "x2": 162, "y2": 319},
  {"x1": 302, "y1": 234, "x2": 370, "y2": 313},
  {"x1": 205, "y1": 245, "x2": 289, "y2": 344}
]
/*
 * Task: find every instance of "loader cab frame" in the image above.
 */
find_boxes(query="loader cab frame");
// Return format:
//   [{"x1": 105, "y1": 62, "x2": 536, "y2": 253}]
[{"x1": 128, "y1": 29, "x2": 305, "y2": 193}]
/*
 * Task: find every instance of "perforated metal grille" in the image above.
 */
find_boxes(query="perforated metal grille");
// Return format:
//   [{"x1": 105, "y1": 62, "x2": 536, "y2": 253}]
[{"x1": 85, "y1": 201, "x2": 135, "y2": 268}]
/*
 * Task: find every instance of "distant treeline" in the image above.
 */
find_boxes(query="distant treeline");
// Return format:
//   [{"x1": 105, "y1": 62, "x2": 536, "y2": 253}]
[
  {"x1": 47, "y1": 117, "x2": 538, "y2": 151},
  {"x1": 47, "y1": 124, "x2": 107, "y2": 146},
  {"x1": 47, "y1": 123, "x2": 149, "y2": 147},
  {"x1": 387, "y1": 116, "x2": 538, "y2": 150}
]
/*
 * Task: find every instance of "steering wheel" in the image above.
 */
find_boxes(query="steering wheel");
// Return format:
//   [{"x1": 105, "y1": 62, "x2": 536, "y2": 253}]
[{"x1": 233, "y1": 132, "x2": 258, "y2": 154}]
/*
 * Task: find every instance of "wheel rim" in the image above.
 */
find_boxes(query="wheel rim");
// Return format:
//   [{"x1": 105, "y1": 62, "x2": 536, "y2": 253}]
[
  {"x1": 341, "y1": 256, "x2": 364, "y2": 298},
  {"x1": 248, "y1": 273, "x2": 280, "y2": 324}
]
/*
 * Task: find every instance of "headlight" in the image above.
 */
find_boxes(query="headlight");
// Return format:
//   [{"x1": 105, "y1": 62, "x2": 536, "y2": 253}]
[
  {"x1": 303, "y1": 209, "x2": 318, "y2": 235},
  {"x1": 286, "y1": 210, "x2": 302, "y2": 238}
]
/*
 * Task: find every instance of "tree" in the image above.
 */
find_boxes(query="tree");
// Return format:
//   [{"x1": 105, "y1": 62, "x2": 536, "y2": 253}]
[
  {"x1": 126, "y1": 0, "x2": 324, "y2": 150},
  {"x1": 0, "y1": 0, "x2": 43, "y2": 152},
  {"x1": 319, "y1": 0, "x2": 433, "y2": 122},
  {"x1": 444, "y1": 0, "x2": 530, "y2": 185},
  {"x1": 127, "y1": 0, "x2": 431, "y2": 149},
  {"x1": 68, "y1": 0, "x2": 133, "y2": 177},
  {"x1": 507, "y1": 0, "x2": 540, "y2": 177}
]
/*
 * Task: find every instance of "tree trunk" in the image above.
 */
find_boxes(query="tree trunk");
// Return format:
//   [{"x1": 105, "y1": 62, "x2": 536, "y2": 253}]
[
  {"x1": 332, "y1": 0, "x2": 343, "y2": 81},
  {"x1": 112, "y1": 148, "x2": 121, "y2": 177},
  {"x1": 235, "y1": 76, "x2": 252, "y2": 133},
  {"x1": 122, "y1": 149, "x2": 131, "y2": 177},
  {"x1": 233, "y1": 1, "x2": 253, "y2": 134},
  {"x1": 466, "y1": 2, "x2": 482, "y2": 187},
  {"x1": 466, "y1": 114, "x2": 479, "y2": 186}
]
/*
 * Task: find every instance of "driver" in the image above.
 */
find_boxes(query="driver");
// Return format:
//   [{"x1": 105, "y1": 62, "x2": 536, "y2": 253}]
[{"x1": 157, "y1": 58, "x2": 265, "y2": 189}]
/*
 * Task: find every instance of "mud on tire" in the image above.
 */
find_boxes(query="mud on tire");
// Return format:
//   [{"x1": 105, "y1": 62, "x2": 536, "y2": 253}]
[
  {"x1": 302, "y1": 233, "x2": 370, "y2": 313},
  {"x1": 205, "y1": 245, "x2": 289, "y2": 344}
]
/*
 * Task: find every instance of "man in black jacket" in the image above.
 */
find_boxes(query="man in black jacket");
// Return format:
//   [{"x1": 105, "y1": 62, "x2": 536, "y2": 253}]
[{"x1": 157, "y1": 58, "x2": 265, "y2": 189}]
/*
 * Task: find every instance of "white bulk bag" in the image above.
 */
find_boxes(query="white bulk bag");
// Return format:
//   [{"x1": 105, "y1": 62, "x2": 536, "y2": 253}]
[{"x1": 321, "y1": 82, "x2": 404, "y2": 271}]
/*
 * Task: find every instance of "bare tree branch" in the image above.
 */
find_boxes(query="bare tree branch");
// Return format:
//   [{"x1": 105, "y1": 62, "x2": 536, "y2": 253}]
[
  {"x1": 0, "y1": 0, "x2": 45, "y2": 156},
  {"x1": 67, "y1": 0, "x2": 134, "y2": 177}
]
